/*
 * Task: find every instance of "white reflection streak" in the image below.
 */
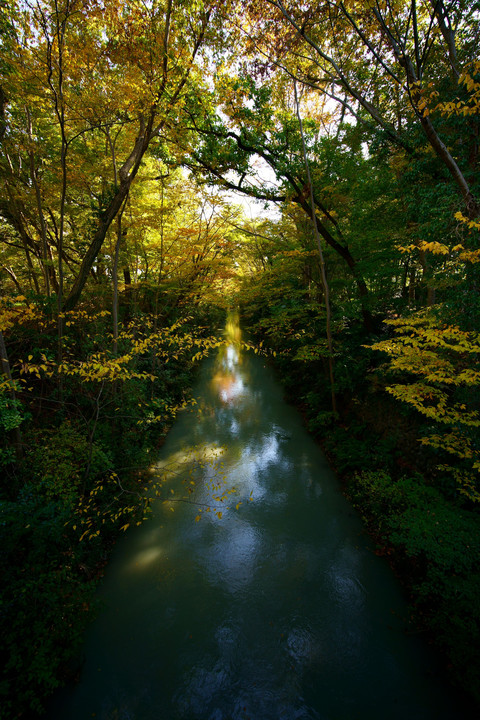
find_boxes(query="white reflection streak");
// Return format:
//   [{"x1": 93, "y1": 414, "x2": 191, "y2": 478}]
[
  {"x1": 225, "y1": 344, "x2": 238, "y2": 370},
  {"x1": 255, "y1": 433, "x2": 279, "y2": 470}
]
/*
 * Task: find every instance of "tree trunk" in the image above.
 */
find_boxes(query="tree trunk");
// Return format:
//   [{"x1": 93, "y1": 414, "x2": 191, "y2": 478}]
[
  {"x1": 0, "y1": 330, "x2": 23, "y2": 462},
  {"x1": 294, "y1": 81, "x2": 337, "y2": 415},
  {"x1": 113, "y1": 199, "x2": 128, "y2": 355},
  {"x1": 63, "y1": 119, "x2": 150, "y2": 311}
]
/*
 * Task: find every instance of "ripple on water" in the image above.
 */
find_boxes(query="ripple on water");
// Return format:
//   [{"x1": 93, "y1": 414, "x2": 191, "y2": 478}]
[
  {"x1": 286, "y1": 626, "x2": 322, "y2": 667},
  {"x1": 173, "y1": 660, "x2": 232, "y2": 718},
  {"x1": 215, "y1": 623, "x2": 240, "y2": 648},
  {"x1": 204, "y1": 522, "x2": 262, "y2": 594}
]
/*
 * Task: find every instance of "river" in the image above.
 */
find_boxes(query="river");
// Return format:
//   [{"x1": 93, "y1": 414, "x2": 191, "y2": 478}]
[{"x1": 50, "y1": 327, "x2": 466, "y2": 720}]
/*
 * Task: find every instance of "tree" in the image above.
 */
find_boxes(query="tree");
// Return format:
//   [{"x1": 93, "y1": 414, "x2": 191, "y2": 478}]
[
  {"x1": 0, "y1": 0, "x2": 215, "y2": 310},
  {"x1": 369, "y1": 310, "x2": 480, "y2": 503},
  {"x1": 256, "y1": 0, "x2": 479, "y2": 217},
  {"x1": 180, "y1": 72, "x2": 375, "y2": 329}
]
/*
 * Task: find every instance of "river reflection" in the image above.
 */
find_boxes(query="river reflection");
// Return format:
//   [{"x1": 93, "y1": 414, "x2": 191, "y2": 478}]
[{"x1": 49, "y1": 321, "x2": 468, "y2": 720}]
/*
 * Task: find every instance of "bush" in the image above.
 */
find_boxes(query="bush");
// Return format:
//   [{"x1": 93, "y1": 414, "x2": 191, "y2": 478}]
[
  {"x1": 0, "y1": 494, "x2": 94, "y2": 717},
  {"x1": 350, "y1": 469, "x2": 480, "y2": 703},
  {"x1": 27, "y1": 422, "x2": 112, "y2": 510}
]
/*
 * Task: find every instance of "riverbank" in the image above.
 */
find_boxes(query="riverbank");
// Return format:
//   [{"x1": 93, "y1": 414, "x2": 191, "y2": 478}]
[
  {"x1": 0, "y1": 302, "x2": 224, "y2": 720},
  {"x1": 240, "y1": 312, "x2": 480, "y2": 711}
]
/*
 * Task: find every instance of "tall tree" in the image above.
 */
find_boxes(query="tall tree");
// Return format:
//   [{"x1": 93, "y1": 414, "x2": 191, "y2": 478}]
[
  {"x1": 251, "y1": 0, "x2": 479, "y2": 217},
  {"x1": 180, "y1": 73, "x2": 375, "y2": 329},
  {"x1": 0, "y1": 0, "x2": 215, "y2": 309}
]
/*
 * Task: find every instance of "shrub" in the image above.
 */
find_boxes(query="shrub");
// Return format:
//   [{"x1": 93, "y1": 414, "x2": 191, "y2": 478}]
[{"x1": 350, "y1": 469, "x2": 480, "y2": 702}]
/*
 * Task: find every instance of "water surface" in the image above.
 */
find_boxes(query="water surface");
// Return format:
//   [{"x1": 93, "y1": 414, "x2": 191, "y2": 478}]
[{"x1": 51, "y1": 338, "x2": 463, "y2": 719}]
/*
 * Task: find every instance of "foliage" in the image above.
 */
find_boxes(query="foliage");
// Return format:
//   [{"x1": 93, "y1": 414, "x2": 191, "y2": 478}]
[
  {"x1": 0, "y1": 488, "x2": 95, "y2": 716},
  {"x1": 28, "y1": 422, "x2": 112, "y2": 509},
  {"x1": 369, "y1": 310, "x2": 480, "y2": 502},
  {"x1": 350, "y1": 469, "x2": 480, "y2": 703},
  {"x1": 0, "y1": 288, "x2": 226, "y2": 718}
]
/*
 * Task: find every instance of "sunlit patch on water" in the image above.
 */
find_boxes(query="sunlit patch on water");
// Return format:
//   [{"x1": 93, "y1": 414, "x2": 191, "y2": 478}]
[
  {"x1": 128, "y1": 546, "x2": 163, "y2": 570},
  {"x1": 154, "y1": 442, "x2": 226, "y2": 472}
]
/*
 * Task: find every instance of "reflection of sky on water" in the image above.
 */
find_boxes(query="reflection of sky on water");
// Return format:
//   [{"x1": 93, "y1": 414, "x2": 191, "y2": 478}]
[
  {"x1": 223, "y1": 430, "x2": 291, "y2": 506},
  {"x1": 225, "y1": 343, "x2": 238, "y2": 371},
  {"x1": 206, "y1": 521, "x2": 262, "y2": 592}
]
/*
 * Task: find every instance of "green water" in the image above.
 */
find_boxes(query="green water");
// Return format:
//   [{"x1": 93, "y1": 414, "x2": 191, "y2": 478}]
[{"x1": 50, "y1": 336, "x2": 466, "y2": 719}]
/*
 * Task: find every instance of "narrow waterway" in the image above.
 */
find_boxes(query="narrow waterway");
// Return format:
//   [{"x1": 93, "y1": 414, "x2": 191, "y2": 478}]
[{"x1": 51, "y1": 331, "x2": 464, "y2": 720}]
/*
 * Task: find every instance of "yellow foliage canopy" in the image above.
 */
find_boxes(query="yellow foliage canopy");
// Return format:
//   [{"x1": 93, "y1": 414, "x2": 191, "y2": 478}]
[{"x1": 369, "y1": 310, "x2": 480, "y2": 501}]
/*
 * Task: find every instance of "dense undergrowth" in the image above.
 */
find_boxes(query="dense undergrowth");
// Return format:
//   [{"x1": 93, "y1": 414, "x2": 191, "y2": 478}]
[
  {"x1": 0, "y1": 291, "x2": 224, "y2": 719},
  {"x1": 239, "y1": 282, "x2": 480, "y2": 708}
]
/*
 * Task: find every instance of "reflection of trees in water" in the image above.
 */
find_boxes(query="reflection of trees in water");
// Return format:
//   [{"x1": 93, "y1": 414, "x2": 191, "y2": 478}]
[
  {"x1": 211, "y1": 370, "x2": 238, "y2": 404},
  {"x1": 224, "y1": 309, "x2": 242, "y2": 345},
  {"x1": 211, "y1": 360, "x2": 247, "y2": 405},
  {"x1": 213, "y1": 312, "x2": 248, "y2": 406}
]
